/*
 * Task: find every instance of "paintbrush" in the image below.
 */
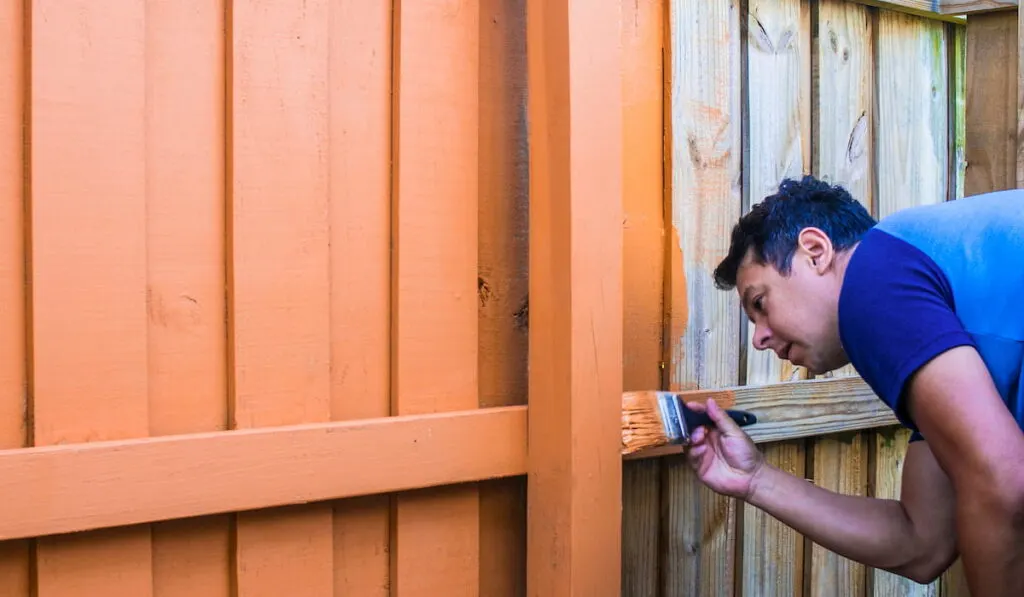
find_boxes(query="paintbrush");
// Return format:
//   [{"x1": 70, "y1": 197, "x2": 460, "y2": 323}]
[{"x1": 621, "y1": 390, "x2": 757, "y2": 455}]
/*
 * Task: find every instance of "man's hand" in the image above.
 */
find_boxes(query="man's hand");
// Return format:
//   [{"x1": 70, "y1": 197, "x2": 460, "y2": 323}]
[
  {"x1": 904, "y1": 345, "x2": 1024, "y2": 597},
  {"x1": 685, "y1": 400, "x2": 959, "y2": 583},
  {"x1": 684, "y1": 399, "x2": 765, "y2": 500}
]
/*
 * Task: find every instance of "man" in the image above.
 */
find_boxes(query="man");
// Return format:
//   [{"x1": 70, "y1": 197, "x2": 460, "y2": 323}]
[{"x1": 684, "y1": 175, "x2": 1024, "y2": 595}]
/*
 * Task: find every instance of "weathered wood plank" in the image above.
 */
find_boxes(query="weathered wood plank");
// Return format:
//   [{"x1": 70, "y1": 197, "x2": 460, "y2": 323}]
[
  {"x1": 815, "y1": 0, "x2": 874, "y2": 214},
  {"x1": 940, "y1": 0, "x2": 1017, "y2": 15},
  {"x1": 625, "y1": 377, "x2": 900, "y2": 459},
  {"x1": 951, "y1": 23, "x2": 967, "y2": 200},
  {"x1": 809, "y1": 3, "x2": 877, "y2": 594},
  {"x1": 664, "y1": 0, "x2": 743, "y2": 594},
  {"x1": 390, "y1": 0, "x2": 481, "y2": 593},
  {"x1": 620, "y1": 0, "x2": 667, "y2": 594},
  {"x1": 876, "y1": 10, "x2": 949, "y2": 213},
  {"x1": 478, "y1": 0, "x2": 528, "y2": 593},
  {"x1": 964, "y1": 10, "x2": 1018, "y2": 195},
  {"x1": 327, "y1": 0, "x2": 393, "y2": 594},
  {"x1": 30, "y1": 1, "x2": 154, "y2": 594},
  {"x1": 525, "y1": 0, "x2": 624, "y2": 592},
  {"x1": 809, "y1": 433, "x2": 869, "y2": 597},
  {"x1": 871, "y1": 428, "x2": 939, "y2": 596},
  {"x1": 741, "y1": 1, "x2": 812, "y2": 594},
  {"x1": 849, "y1": 1, "x2": 965, "y2": 22}
]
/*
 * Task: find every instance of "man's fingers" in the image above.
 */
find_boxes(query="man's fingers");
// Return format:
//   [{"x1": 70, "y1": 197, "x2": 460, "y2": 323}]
[{"x1": 707, "y1": 399, "x2": 743, "y2": 436}]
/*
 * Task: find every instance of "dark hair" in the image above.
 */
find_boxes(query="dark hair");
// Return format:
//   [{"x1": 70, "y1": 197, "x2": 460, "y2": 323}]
[{"x1": 713, "y1": 175, "x2": 876, "y2": 290}]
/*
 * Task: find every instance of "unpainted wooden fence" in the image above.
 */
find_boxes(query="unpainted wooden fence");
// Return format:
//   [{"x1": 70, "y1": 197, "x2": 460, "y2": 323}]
[{"x1": 0, "y1": 0, "x2": 1018, "y2": 596}]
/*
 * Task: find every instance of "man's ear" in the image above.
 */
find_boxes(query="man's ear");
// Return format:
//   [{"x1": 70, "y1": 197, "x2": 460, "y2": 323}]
[{"x1": 796, "y1": 227, "x2": 833, "y2": 273}]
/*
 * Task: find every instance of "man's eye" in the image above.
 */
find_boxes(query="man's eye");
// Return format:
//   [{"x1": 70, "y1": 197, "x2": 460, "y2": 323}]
[{"x1": 753, "y1": 297, "x2": 764, "y2": 311}]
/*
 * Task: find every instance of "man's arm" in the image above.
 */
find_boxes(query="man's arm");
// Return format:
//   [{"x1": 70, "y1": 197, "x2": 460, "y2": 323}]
[
  {"x1": 685, "y1": 400, "x2": 958, "y2": 583},
  {"x1": 745, "y1": 436, "x2": 956, "y2": 582},
  {"x1": 904, "y1": 345, "x2": 1024, "y2": 597}
]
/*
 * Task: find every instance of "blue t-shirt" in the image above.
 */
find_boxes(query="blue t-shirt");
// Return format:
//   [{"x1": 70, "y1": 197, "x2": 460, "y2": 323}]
[{"x1": 838, "y1": 189, "x2": 1024, "y2": 442}]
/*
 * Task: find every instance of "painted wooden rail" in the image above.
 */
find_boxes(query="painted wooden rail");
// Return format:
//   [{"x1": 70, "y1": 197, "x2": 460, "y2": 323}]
[{"x1": 0, "y1": 376, "x2": 894, "y2": 542}]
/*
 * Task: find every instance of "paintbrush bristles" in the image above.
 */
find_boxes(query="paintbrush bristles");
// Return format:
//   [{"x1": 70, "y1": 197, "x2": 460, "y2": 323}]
[{"x1": 621, "y1": 391, "x2": 671, "y2": 455}]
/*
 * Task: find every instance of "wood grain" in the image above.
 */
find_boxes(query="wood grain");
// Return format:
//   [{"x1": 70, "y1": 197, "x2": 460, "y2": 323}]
[
  {"x1": 742, "y1": 2, "x2": 812, "y2": 592},
  {"x1": 847, "y1": 0, "x2": 965, "y2": 22},
  {"x1": 876, "y1": 10, "x2": 949, "y2": 214},
  {"x1": 940, "y1": 0, "x2": 1017, "y2": 14},
  {"x1": 230, "y1": 1, "x2": 334, "y2": 593},
  {"x1": 872, "y1": 428, "x2": 939, "y2": 596},
  {"x1": 964, "y1": 10, "x2": 1018, "y2": 195},
  {"x1": 809, "y1": 433, "x2": 869, "y2": 596},
  {"x1": 30, "y1": 1, "x2": 154, "y2": 594},
  {"x1": 525, "y1": 0, "x2": 624, "y2": 593},
  {"x1": 0, "y1": 0, "x2": 27, "y2": 594},
  {"x1": 664, "y1": 0, "x2": 743, "y2": 594},
  {"x1": 809, "y1": 4, "x2": 875, "y2": 594},
  {"x1": 327, "y1": 0, "x2": 393, "y2": 594},
  {"x1": 390, "y1": 1, "x2": 481, "y2": 593},
  {"x1": 626, "y1": 377, "x2": 899, "y2": 460}
]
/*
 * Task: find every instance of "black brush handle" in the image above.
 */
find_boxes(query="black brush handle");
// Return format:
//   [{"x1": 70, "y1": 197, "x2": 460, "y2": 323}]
[{"x1": 683, "y1": 407, "x2": 757, "y2": 432}]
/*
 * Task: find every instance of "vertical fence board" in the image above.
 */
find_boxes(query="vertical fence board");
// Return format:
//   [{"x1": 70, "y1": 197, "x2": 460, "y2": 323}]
[
  {"x1": 145, "y1": 2, "x2": 230, "y2": 596},
  {"x1": 620, "y1": 0, "x2": 666, "y2": 595},
  {"x1": 30, "y1": 1, "x2": 153, "y2": 595},
  {"x1": 525, "y1": 0, "x2": 624, "y2": 593},
  {"x1": 745, "y1": 0, "x2": 811, "y2": 387},
  {"x1": 963, "y1": 11, "x2": 1018, "y2": 196},
  {"x1": 808, "y1": 4, "x2": 875, "y2": 596},
  {"x1": 808, "y1": 433, "x2": 869, "y2": 597},
  {"x1": 742, "y1": 2, "x2": 811, "y2": 594},
  {"x1": 478, "y1": 0, "x2": 529, "y2": 593},
  {"x1": 0, "y1": 0, "x2": 28, "y2": 594},
  {"x1": 876, "y1": 10, "x2": 948, "y2": 215},
  {"x1": 872, "y1": 428, "x2": 938, "y2": 596},
  {"x1": 950, "y1": 24, "x2": 966, "y2": 200},
  {"x1": 391, "y1": 1, "x2": 480, "y2": 594},
  {"x1": 328, "y1": 1, "x2": 393, "y2": 595},
  {"x1": 664, "y1": 1, "x2": 742, "y2": 595},
  {"x1": 814, "y1": 0, "x2": 874, "y2": 220},
  {"x1": 230, "y1": 0, "x2": 334, "y2": 595}
]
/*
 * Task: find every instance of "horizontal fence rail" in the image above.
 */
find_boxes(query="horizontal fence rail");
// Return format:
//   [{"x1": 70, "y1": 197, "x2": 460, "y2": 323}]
[{"x1": 0, "y1": 377, "x2": 898, "y2": 541}]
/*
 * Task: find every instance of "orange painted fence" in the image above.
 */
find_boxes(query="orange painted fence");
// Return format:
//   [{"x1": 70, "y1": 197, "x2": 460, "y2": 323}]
[
  {"x1": 0, "y1": 0, "x2": 1016, "y2": 596},
  {"x1": 0, "y1": 0, "x2": 625, "y2": 594}
]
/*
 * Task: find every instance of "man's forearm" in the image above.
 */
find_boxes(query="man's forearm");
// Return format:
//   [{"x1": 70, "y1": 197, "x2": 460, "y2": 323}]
[
  {"x1": 955, "y1": 487, "x2": 1024, "y2": 597},
  {"x1": 747, "y1": 462, "x2": 933, "y2": 578}
]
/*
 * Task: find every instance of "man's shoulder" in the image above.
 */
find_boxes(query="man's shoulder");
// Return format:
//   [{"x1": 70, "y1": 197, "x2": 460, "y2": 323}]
[{"x1": 873, "y1": 191, "x2": 1024, "y2": 264}]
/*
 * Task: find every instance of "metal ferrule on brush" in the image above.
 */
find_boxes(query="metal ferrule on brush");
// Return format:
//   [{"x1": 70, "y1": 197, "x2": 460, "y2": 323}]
[{"x1": 656, "y1": 392, "x2": 688, "y2": 444}]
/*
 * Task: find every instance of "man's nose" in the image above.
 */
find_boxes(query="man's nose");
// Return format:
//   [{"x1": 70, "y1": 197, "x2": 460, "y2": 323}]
[{"x1": 752, "y1": 321, "x2": 771, "y2": 351}]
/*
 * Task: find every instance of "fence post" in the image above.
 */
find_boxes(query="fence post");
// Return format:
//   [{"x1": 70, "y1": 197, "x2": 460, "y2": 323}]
[{"x1": 525, "y1": 1, "x2": 624, "y2": 595}]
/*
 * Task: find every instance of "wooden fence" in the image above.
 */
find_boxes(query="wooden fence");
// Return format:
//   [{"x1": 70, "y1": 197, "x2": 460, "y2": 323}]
[{"x1": 0, "y1": 0, "x2": 1018, "y2": 596}]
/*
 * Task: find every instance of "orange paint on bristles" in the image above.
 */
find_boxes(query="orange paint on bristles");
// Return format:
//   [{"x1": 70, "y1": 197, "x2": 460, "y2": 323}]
[{"x1": 621, "y1": 391, "x2": 672, "y2": 455}]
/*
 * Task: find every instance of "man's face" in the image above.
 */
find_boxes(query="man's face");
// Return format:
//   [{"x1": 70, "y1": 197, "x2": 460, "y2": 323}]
[{"x1": 734, "y1": 229, "x2": 848, "y2": 375}]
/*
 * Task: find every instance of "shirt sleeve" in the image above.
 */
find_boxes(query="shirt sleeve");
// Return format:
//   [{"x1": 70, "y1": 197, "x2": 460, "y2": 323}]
[{"x1": 838, "y1": 228, "x2": 978, "y2": 440}]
